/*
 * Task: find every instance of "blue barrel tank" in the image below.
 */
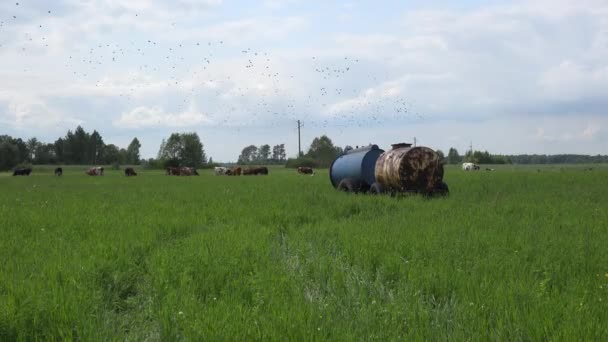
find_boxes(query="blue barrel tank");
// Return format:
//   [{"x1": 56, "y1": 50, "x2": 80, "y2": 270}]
[{"x1": 329, "y1": 145, "x2": 385, "y2": 188}]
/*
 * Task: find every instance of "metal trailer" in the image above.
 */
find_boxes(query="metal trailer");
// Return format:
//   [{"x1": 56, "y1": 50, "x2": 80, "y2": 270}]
[
  {"x1": 329, "y1": 145, "x2": 384, "y2": 192},
  {"x1": 329, "y1": 143, "x2": 449, "y2": 196},
  {"x1": 373, "y1": 143, "x2": 448, "y2": 195}
]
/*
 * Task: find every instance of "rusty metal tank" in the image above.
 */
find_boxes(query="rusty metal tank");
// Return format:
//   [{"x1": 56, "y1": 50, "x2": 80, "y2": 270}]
[{"x1": 374, "y1": 143, "x2": 445, "y2": 193}]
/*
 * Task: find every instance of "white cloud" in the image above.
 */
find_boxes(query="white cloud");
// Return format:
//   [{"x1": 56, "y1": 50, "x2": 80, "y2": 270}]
[
  {"x1": 0, "y1": 93, "x2": 80, "y2": 130},
  {"x1": 114, "y1": 105, "x2": 212, "y2": 129},
  {"x1": 539, "y1": 61, "x2": 608, "y2": 100},
  {"x1": 582, "y1": 123, "x2": 600, "y2": 140}
]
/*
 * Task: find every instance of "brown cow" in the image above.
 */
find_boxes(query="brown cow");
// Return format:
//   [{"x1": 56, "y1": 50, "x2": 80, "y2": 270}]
[
  {"x1": 243, "y1": 166, "x2": 268, "y2": 175},
  {"x1": 166, "y1": 167, "x2": 181, "y2": 176},
  {"x1": 297, "y1": 167, "x2": 314, "y2": 175},
  {"x1": 125, "y1": 167, "x2": 137, "y2": 176},
  {"x1": 226, "y1": 167, "x2": 242, "y2": 176},
  {"x1": 179, "y1": 167, "x2": 199, "y2": 176}
]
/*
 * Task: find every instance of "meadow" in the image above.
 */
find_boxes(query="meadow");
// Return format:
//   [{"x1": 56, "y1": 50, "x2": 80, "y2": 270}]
[{"x1": 1, "y1": 165, "x2": 607, "y2": 340}]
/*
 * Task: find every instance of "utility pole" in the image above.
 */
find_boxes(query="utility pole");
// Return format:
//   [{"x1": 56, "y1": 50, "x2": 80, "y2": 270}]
[
  {"x1": 297, "y1": 120, "x2": 304, "y2": 157},
  {"x1": 413, "y1": 137, "x2": 417, "y2": 147}
]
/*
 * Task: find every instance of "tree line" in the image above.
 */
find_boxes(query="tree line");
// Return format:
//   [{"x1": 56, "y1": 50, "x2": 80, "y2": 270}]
[
  {"x1": 237, "y1": 144, "x2": 286, "y2": 165},
  {"x1": 4, "y1": 128, "x2": 606, "y2": 172},
  {"x1": 0, "y1": 126, "x2": 141, "y2": 171},
  {"x1": 443, "y1": 148, "x2": 608, "y2": 165}
]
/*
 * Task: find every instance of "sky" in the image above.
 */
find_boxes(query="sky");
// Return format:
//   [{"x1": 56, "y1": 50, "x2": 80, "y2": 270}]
[{"x1": 0, "y1": 0, "x2": 607, "y2": 161}]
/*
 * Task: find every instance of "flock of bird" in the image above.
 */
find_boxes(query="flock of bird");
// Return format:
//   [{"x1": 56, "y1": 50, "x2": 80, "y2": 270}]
[{"x1": 2, "y1": 2, "x2": 423, "y2": 134}]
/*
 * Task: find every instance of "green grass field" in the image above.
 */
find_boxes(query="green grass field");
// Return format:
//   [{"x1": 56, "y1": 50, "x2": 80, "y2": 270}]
[{"x1": 1, "y1": 165, "x2": 607, "y2": 340}]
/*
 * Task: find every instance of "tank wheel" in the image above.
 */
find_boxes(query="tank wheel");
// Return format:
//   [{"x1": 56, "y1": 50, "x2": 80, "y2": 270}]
[
  {"x1": 369, "y1": 182, "x2": 384, "y2": 195},
  {"x1": 436, "y1": 181, "x2": 449, "y2": 196},
  {"x1": 337, "y1": 178, "x2": 358, "y2": 193}
]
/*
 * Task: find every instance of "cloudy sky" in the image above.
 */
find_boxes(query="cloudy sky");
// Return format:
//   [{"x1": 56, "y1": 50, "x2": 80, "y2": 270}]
[{"x1": 1, "y1": 0, "x2": 606, "y2": 161}]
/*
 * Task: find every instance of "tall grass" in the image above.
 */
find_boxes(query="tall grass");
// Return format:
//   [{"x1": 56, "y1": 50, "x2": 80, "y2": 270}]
[{"x1": 0, "y1": 166, "x2": 607, "y2": 340}]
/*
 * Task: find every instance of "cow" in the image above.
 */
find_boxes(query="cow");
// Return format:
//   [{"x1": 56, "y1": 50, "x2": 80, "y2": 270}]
[
  {"x1": 166, "y1": 167, "x2": 181, "y2": 176},
  {"x1": 13, "y1": 167, "x2": 32, "y2": 176},
  {"x1": 243, "y1": 166, "x2": 268, "y2": 175},
  {"x1": 86, "y1": 166, "x2": 104, "y2": 176},
  {"x1": 166, "y1": 166, "x2": 199, "y2": 176},
  {"x1": 297, "y1": 167, "x2": 315, "y2": 175},
  {"x1": 54, "y1": 167, "x2": 63, "y2": 176},
  {"x1": 462, "y1": 162, "x2": 480, "y2": 171},
  {"x1": 125, "y1": 167, "x2": 137, "y2": 176},
  {"x1": 214, "y1": 167, "x2": 228, "y2": 175},
  {"x1": 179, "y1": 167, "x2": 199, "y2": 176},
  {"x1": 226, "y1": 167, "x2": 242, "y2": 176}
]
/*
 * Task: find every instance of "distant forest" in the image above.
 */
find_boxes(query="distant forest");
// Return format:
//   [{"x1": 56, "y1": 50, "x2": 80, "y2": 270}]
[
  {"x1": 443, "y1": 148, "x2": 608, "y2": 165},
  {"x1": 2, "y1": 128, "x2": 608, "y2": 171},
  {"x1": 1, "y1": 126, "x2": 142, "y2": 171}
]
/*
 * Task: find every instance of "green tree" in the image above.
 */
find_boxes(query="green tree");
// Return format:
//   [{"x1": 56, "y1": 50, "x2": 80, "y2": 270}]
[
  {"x1": 238, "y1": 145, "x2": 258, "y2": 164},
  {"x1": 53, "y1": 138, "x2": 65, "y2": 163},
  {"x1": 26, "y1": 137, "x2": 40, "y2": 162},
  {"x1": 34, "y1": 144, "x2": 56, "y2": 164},
  {"x1": 157, "y1": 139, "x2": 166, "y2": 160},
  {"x1": 89, "y1": 130, "x2": 104, "y2": 164},
  {"x1": 447, "y1": 148, "x2": 461, "y2": 164},
  {"x1": 13, "y1": 138, "x2": 28, "y2": 163},
  {"x1": 119, "y1": 148, "x2": 129, "y2": 165},
  {"x1": 271, "y1": 145, "x2": 280, "y2": 162},
  {"x1": 258, "y1": 144, "x2": 271, "y2": 162},
  {"x1": 102, "y1": 144, "x2": 121, "y2": 164},
  {"x1": 306, "y1": 135, "x2": 341, "y2": 167},
  {"x1": 0, "y1": 136, "x2": 20, "y2": 171},
  {"x1": 157, "y1": 133, "x2": 206, "y2": 167},
  {"x1": 181, "y1": 133, "x2": 206, "y2": 167},
  {"x1": 126, "y1": 137, "x2": 141, "y2": 164},
  {"x1": 159, "y1": 133, "x2": 183, "y2": 160}
]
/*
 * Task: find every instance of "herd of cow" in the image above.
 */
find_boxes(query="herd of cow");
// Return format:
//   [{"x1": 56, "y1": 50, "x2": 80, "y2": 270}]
[
  {"x1": 165, "y1": 167, "x2": 199, "y2": 176},
  {"x1": 462, "y1": 163, "x2": 495, "y2": 172},
  {"x1": 213, "y1": 166, "x2": 269, "y2": 176},
  {"x1": 11, "y1": 166, "x2": 316, "y2": 177},
  {"x1": 214, "y1": 166, "x2": 313, "y2": 176}
]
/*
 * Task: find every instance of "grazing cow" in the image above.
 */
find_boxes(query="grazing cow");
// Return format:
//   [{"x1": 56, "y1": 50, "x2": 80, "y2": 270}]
[
  {"x1": 462, "y1": 162, "x2": 480, "y2": 171},
  {"x1": 125, "y1": 167, "x2": 137, "y2": 176},
  {"x1": 179, "y1": 167, "x2": 199, "y2": 176},
  {"x1": 166, "y1": 167, "x2": 181, "y2": 176},
  {"x1": 13, "y1": 167, "x2": 32, "y2": 176},
  {"x1": 86, "y1": 166, "x2": 104, "y2": 176},
  {"x1": 214, "y1": 167, "x2": 228, "y2": 175},
  {"x1": 226, "y1": 167, "x2": 242, "y2": 176},
  {"x1": 166, "y1": 166, "x2": 199, "y2": 176},
  {"x1": 54, "y1": 167, "x2": 63, "y2": 176},
  {"x1": 243, "y1": 166, "x2": 268, "y2": 175},
  {"x1": 297, "y1": 167, "x2": 315, "y2": 175}
]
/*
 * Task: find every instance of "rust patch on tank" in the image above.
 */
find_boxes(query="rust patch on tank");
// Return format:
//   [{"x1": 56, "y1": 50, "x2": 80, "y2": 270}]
[{"x1": 375, "y1": 146, "x2": 444, "y2": 193}]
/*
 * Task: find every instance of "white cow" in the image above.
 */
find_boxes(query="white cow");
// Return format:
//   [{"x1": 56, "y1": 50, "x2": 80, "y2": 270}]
[
  {"x1": 86, "y1": 166, "x2": 104, "y2": 176},
  {"x1": 214, "y1": 167, "x2": 228, "y2": 175},
  {"x1": 462, "y1": 162, "x2": 480, "y2": 171}
]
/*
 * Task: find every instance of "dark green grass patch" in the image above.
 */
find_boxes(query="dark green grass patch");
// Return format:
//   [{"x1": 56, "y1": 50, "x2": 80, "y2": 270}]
[{"x1": 1, "y1": 166, "x2": 607, "y2": 340}]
